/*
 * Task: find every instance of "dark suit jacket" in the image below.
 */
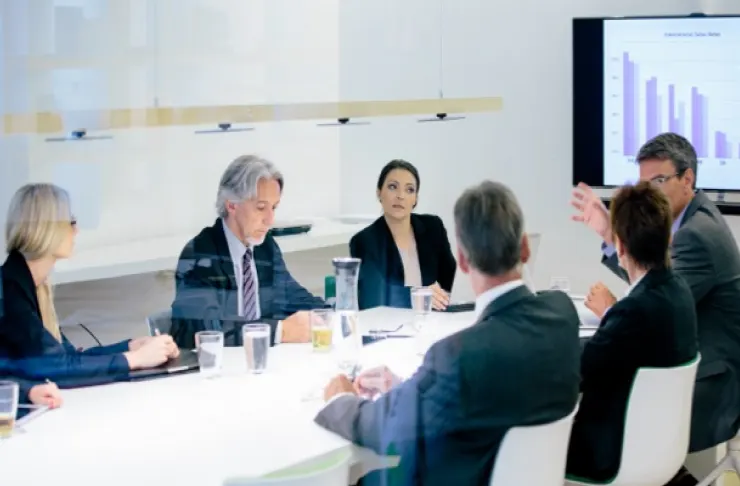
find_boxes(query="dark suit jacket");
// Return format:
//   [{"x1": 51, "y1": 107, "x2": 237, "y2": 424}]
[
  {"x1": 315, "y1": 286, "x2": 581, "y2": 486},
  {"x1": 567, "y1": 267, "x2": 698, "y2": 481},
  {"x1": 603, "y1": 190, "x2": 740, "y2": 452},
  {"x1": 0, "y1": 250, "x2": 131, "y2": 388},
  {"x1": 170, "y1": 218, "x2": 326, "y2": 349},
  {"x1": 350, "y1": 214, "x2": 456, "y2": 310}
]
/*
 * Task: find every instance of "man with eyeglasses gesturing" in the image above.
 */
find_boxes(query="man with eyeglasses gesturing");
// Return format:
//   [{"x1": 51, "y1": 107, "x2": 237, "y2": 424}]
[{"x1": 571, "y1": 132, "x2": 740, "y2": 486}]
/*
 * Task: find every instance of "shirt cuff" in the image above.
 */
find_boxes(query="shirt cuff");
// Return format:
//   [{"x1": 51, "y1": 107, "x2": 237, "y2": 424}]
[
  {"x1": 601, "y1": 242, "x2": 616, "y2": 258},
  {"x1": 273, "y1": 320, "x2": 283, "y2": 345},
  {"x1": 323, "y1": 392, "x2": 358, "y2": 408}
]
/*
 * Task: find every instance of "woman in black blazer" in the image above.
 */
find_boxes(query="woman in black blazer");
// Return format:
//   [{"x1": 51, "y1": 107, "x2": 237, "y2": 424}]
[
  {"x1": 0, "y1": 183, "x2": 177, "y2": 388},
  {"x1": 350, "y1": 160, "x2": 456, "y2": 310},
  {"x1": 566, "y1": 182, "x2": 698, "y2": 483}
]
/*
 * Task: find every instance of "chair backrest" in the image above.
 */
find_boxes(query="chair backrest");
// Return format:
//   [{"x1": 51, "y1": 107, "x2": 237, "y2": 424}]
[
  {"x1": 612, "y1": 355, "x2": 700, "y2": 485},
  {"x1": 146, "y1": 309, "x2": 173, "y2": 336},
  {"x1": 489, "y1": 404, "x2": 578, "y2": 486},
  {"x1": 222, "y1": 449, "x2": 351, "y2": 486}
]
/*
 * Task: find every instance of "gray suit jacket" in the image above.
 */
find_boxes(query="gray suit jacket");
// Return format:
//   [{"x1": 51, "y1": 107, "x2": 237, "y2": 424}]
[
  {"x1": 314, "y1": 286, "x2": 581, "y2": 486},
  {"x1": 603, "y1": 190, "x2": 740, "y2": 451}
]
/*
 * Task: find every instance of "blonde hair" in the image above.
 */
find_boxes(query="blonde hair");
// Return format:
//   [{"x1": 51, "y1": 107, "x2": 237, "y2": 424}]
[{"x1": 5, "y1": 183, "x2": 73, "y2": 342}]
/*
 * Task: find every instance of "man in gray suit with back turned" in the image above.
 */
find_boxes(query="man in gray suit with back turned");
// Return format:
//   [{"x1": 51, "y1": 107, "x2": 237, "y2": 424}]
[
  {"x1": 572, "y1": 132, "x2": 740, "y2": 485},
  {"x1": 315, "y1": 181, "x2": 581, "y2": 486}
]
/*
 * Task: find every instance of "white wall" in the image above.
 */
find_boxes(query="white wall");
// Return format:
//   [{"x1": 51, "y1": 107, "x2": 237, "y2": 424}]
[
  {"x1": 4, "y1": 0, "x2": 740, "y2": 327},
  {"x1": 0, "y1": 0, "x2": 342, "y2": 252},
  {"x1": 338, "y1": 0, "x2": 740, "y2": 297}
]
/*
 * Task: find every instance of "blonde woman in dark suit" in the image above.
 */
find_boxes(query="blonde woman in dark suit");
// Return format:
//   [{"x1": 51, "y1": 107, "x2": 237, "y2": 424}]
[{"x1": 0, "y1": 184, "x2": 177, "y2": 388}]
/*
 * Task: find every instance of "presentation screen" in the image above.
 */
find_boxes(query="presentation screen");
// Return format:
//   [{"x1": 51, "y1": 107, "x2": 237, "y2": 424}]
[{"x1": 573, "y1": 15, "x2": 740, "y2": 191}]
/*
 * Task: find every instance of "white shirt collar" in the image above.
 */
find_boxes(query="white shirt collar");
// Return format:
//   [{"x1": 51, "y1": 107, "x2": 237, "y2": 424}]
[
  {"x1": 624, "y1": 272, "x2": 646, "y2": 298},
  {"x1": 222, "y1": 218, "x2": 248, "y2": 261},
  {"x1": 474, "y1": 279, "x2": 526, "y2": 319}
]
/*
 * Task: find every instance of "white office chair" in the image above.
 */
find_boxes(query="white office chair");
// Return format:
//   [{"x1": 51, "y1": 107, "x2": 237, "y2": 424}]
[
  {"x1": 566, "y1": 355, "x2": 701, "y2": 486},
  {"x1": 489, "y1": 405, "x2": 578, "y2": 486},
  {"x1": 146, "y1": 309, "x2": 173, "y2": 336},
  {"x1": 222, "y1": 449, "x2": 352, "y2": 486},
  {"x1": 696, "y1": 429, "x2": 740, "y2": 486}
]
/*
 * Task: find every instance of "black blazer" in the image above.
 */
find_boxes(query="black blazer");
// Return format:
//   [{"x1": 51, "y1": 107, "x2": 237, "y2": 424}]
[
  {"x1": 603, "y1": 190, "x2": 740, "y2": 451},
  {"x1": 170, "y1": 218, "x2": 326, "y2": 349},
  {"x1": 315, "y1": 286, "x2": 581, "y2": 486},
  {"x1": 350, "y1": 214, "x2": 456, "y2": 310},
  {"x1": 0, "y1": 250, "x2": 131, "y2": 388},
  {"x1": 567, "y1": 267, "x2": 698, "y2": 481}
]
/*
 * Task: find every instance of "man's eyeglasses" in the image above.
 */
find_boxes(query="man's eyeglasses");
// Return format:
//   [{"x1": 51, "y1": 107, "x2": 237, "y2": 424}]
[{"x1": 648, "y1": 170, "x2": 685, "y2": 186}]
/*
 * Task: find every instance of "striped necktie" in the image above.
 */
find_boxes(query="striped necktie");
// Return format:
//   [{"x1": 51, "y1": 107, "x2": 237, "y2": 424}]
[{"x1": 242, "y1": 248, "x2": 258, "y2": 320}]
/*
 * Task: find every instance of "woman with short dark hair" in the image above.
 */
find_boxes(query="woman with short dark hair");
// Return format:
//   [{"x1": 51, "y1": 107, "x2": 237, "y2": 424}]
[{"x1": 567, "y1": 181, "x2": 699, "y2": 483}]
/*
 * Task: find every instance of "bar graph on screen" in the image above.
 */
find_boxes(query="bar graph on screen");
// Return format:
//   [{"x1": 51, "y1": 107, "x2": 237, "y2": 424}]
[
  {"x1": 620, "y1": 53, "x2": 726, "y2": 160},
  {"x1": 603, "y1": 17, "x2": 740, "y2": 190}
]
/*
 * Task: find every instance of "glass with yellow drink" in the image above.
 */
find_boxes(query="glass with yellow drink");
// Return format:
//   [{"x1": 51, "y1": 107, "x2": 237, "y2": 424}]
[{"x1": 310, "y1": 309, "x2": 334, "y2": 352}]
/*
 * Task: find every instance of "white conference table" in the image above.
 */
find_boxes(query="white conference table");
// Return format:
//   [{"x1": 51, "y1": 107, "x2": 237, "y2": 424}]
[
  {"x1": 51, "y1": 217, "x2": 370, "y2": 284},
  {"x1": 0, "y1": 303, "x2": 598, "y2": 486}
]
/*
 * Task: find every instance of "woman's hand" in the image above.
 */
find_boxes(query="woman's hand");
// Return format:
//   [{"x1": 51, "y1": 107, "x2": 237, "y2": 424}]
[
  {"x1": 124, "y1": 336, "x2": 175, "y2": 370},
  {"x1": 584, "y1": 282, "x2": 617, "y2": 318},
  {"x1": 429, "y1": 282, "x2": 450, "y2": 310},
  {"x1": 128, "y1": 336, "x2": 152, "y2": 351},
  {"x1": 130, "y1": 335, "x2": 179, "y2": 359},
  {"x1": 28, "y1": 382, "x2": 63, "y2": 409}
]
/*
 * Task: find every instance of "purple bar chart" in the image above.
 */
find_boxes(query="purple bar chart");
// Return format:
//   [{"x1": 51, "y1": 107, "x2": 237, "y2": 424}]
[
  {"x1": 715, "y1": 131, "x2": 727, "y2": 158},
  {"x1": 622, "y1": 52, "x2": 639, "y2": 156},
  {"x1": 604, "y1": 17, "x2": 740, "y2": 191},
  {"x1": 620, "y1": 52, "x2": 733, "y2": 159}
]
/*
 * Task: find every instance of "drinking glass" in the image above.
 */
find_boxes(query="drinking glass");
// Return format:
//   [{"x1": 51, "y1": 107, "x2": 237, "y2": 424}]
[
  {"x1": 310, "y1": 309, "x2": 334, "y2": 353},
  {"x1": 411, "y1": 287, "x2": 434, "y2": 356},
  {"x1": 550, "y1": 277, "x2": 571, "y2": 294},
  {"x1": 242, "y1": 324, "x2": 270, "y2": 374},
  {"x1": 410, "y1": 286, "x2": 433, "y2": 330},
  {"x1": 195, "y1": 330, "x2": 224, "y2": 378},
  {"x1": 0, "y1": 381, "x2": 19, "y2": 439}
]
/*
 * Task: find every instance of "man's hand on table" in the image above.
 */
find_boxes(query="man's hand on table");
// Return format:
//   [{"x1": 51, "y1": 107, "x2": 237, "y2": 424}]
[
  {"x1": 324, "y1": 375, "x2": 357, "y2": 401},
  {"x1": 354, "y1": 366, "x2": 401, "y2": 397},
  {"x1": 281, "y1": 311, "x2": 312, "y2": 343},
  {"x1": 323, "y1": 366, "x2": 403, "y2": 402}
]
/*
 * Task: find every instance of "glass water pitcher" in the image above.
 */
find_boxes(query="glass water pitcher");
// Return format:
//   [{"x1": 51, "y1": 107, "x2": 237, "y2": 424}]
[{"x1": 331, "y1": 257, "x2": 362, "y2": 377}]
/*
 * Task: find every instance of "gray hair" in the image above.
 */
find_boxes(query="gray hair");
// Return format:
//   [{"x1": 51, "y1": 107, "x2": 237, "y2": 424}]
[
  {"x1": 216, "y1": 155, "x2": 284, "y2": 218},
  {"x1": 637, "y1": 133, "x2": 698, "y2": 188},
  {"x1": 454, "y1": 180, "x2": 524, "y2": 276}
]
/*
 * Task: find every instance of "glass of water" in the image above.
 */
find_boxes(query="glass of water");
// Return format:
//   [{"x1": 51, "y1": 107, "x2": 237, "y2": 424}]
[
  {"x1": 0, "y1": 381, "x2": 19, "y2": 439},
  {"x1": 195, "y1": 330, "x2": 224, "y2": 378},
  {"x1": 411, "y1": 287, "x2": 434, "y2": 356},
  {"x1": 550, "y1": 277, "x2": 571, "y2": 294},
  {"x1": 242, "y1": 323, "x2": 271, "y2": 374},
  {"x1": 410, "y1": 286, "x2": 433, "y2": 330}
]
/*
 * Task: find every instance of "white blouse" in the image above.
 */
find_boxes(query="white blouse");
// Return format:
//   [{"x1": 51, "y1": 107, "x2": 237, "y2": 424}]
[{"x1": 398, "y1": 235, "x2": 422, "y2": 288}]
